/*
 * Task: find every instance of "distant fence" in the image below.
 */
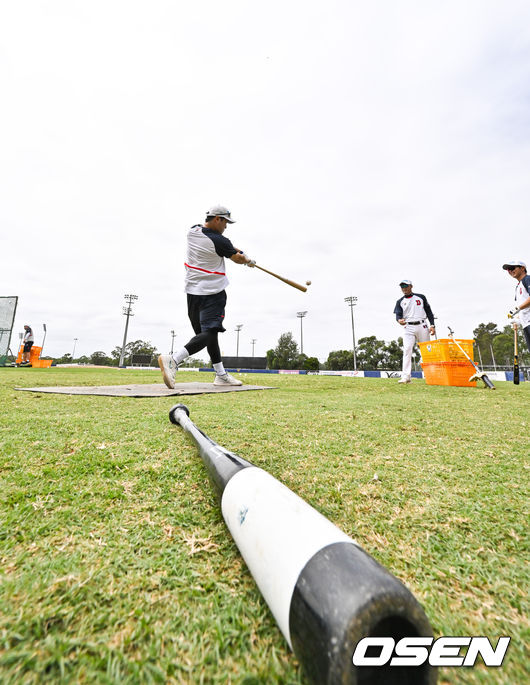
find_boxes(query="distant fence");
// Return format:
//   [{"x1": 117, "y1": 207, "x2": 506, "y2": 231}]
[
  {"x1": 198, "y1": 367, "x2": 526, "y2": 381},
  {"x1": 0, "y1": 296, "x2": 18, "y2": 365},
  {"x1": 131, "y1": 354, "x2": 155, "y2": 366},
  {"x1": 221, "y1": 356, "x2": 267, "y2": 369}
]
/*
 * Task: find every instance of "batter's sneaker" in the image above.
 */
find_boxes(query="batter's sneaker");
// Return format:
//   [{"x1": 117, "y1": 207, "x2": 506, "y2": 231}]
[
  {"x1": 398, "y1": 375, "x2": 411, "y2": 384},
  {"x1": 158, "y1": 355, "x2": 178, "y2": 389},
  {"x1": 213, "y1": 373, "x2": 243, "y2": 387}
]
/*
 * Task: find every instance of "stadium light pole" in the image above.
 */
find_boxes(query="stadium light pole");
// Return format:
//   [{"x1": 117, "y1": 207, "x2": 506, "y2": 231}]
[
  {"x1": 42, "y1": 324, "x2": 47, "y2": 354},
  {"x1": 235, "y1": 324, "x2": 243, "y2": 359},
  {"x1": 170, "y1": 329, "x2": 176, "y2": 355},
  {"x1": 251, "y1": 338, "x2": 257, "y2": 357},
  {"x1": 297, "y1": 311, "x2": 307, "y2": 356},
  {"x1": 119, "y1": 294, "x2": 138, "y2": 367},
  {"x1": 72, "y1": 337, "x2": 78, "y2": 360},
  {"x1": 344, "y1": 296, "x2": 358, "y2": 371}
]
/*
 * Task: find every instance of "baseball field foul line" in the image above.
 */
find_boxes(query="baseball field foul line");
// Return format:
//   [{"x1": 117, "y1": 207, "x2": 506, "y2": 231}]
[{"x1": 169, "y1": 404, "x2": 436, "y2": 685}]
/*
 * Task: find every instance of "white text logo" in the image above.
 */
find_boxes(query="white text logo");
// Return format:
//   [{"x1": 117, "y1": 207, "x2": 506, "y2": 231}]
[{"x1": 352, "y1": 636, "x2": 510, "y2": 667}]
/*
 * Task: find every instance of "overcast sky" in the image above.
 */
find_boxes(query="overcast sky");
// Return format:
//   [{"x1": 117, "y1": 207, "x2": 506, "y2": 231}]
[{"x1": 2, "y1": 1, "x2": 529, "y2": 362}]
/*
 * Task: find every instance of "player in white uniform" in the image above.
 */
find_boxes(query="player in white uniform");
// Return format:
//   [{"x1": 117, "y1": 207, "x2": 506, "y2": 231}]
[
  {"x1": 158, "y1": 205, "x2": 254, "y2": 389},
  {"x1": 393, "y1": 280, "x2": 436, "y2": 383},
  {"x1": 503, "y1": 260, "x2": 530, "y2": 353}
]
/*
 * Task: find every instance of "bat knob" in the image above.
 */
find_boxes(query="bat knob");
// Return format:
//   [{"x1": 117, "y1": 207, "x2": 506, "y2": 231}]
[{"x1": 169, "y1": 404, "x2": 190, "y2": 424}]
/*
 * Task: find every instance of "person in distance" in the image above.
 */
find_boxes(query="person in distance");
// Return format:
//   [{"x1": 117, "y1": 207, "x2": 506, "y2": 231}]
[{"x1": 393, "y1": 280, "x2": 436, "y2": 384}]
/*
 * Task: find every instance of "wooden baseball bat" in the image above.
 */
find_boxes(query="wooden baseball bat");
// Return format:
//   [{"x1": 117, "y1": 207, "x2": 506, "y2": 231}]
[
  {"x1": 254, "y1": 263, "x2": 308, "y2": 292},
  {"x1": 169, "y1": 404, "x2": 436, "y2": 685},
  {"x1": 513, "y1": 323, "x2": 520, "y2": 385}
]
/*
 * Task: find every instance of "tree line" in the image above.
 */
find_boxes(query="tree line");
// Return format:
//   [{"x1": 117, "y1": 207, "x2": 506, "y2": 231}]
[
  {"x1": 267, "y1": 323, "x2": 527, "y2": 371},
  {"x1": 473, "y1": 322, "x2": 528, "y2": 367},
  {"x1": 51, "y1": 340, "x2": 206, "y2": 368},
  {"x1": 265, "y1": 333, "x2": 417, "y2": 371},
  {"x1": 48, "y1": 321, "x2": 527, "y2": 370}
]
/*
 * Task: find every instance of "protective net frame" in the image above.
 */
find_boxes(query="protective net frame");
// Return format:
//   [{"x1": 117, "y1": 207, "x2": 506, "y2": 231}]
[{"x1": 0, "y1": 296, "x2": 18, "y2": 365}]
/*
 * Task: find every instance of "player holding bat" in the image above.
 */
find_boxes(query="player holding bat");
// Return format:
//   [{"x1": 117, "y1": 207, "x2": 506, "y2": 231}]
[
  {"x1": 159, "y1": 204, "x2": 310, "y2": 389},
  {"x1": 513, "y1": 323, "x2": 520, "y2": 385},
  {"x1": 159, "y1": 205, "x2": 254, "y2": 389},
  {"x1": 503, "y1": 260, "x2": 530, "y2": 359}
]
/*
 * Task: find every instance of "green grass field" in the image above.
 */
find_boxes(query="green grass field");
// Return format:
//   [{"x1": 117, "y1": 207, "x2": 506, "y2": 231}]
[{"x1": 0, "y1": 367, "x2": 528, "y2": 684}]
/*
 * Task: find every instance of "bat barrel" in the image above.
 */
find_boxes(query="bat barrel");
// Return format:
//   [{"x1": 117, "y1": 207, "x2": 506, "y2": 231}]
[
  {"x1": 169, "y1": 406, "x2": 436, "y2": 684},
  {"x1": 289, "y1": 541, "x2": 435, "y2": 684}
]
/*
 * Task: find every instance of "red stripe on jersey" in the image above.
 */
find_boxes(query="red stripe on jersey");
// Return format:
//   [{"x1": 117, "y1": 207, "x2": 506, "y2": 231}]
[{"x1": 185, "y1": 263, "x2": 226, "y2": 276}]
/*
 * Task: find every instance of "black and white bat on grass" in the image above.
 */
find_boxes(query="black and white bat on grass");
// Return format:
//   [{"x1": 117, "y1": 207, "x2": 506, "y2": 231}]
[
  {"x1": 448, "y1": 327, "x2": 495, "y2": 390},
  {"x1": 169, "y1": 404, "x2": 436, "y2": 685},
  {"x1": 513, "y1": 323, "x2": 520, "y2": 385}
]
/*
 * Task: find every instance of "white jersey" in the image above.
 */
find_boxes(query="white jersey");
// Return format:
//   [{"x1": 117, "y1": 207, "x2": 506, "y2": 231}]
[
  {"x1": 23, "y1": 328, "x2": 34, "y2": 343},
  {"x1": 184, "y1": 225, "x2": 237, "y2": 295},
  {"x1": 393, "y1": 293, "x2": 435, "y2": 325},
  {"x1": 514, "y1": 275, "x2": 530, "y2": 327}
]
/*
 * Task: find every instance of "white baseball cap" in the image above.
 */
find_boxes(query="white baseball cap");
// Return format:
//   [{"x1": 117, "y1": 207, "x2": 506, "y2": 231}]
[
  {"x1": 206, "y1": 205, "x2": 235, "y2": 223},
  {"x1": 502, "y1": 260, "x2": 526, "y2": 270},
  {"x1": 399, "y1": 279, "x2": 412, "y2": 287}
]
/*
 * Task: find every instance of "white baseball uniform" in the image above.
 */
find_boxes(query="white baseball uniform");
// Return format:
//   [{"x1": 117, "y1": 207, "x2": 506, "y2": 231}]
[
  {"x1": 513, "y1": 275, "x2": 530, "y2": 328},
  {"x1": 513, "y1": 274, "x2": 530, "y2": 353},
  {"x1": 393, "y1": 293, "x2": 435, "y2": 378}
]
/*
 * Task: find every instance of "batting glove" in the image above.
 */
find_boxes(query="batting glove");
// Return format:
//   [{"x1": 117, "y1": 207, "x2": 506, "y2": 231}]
[
  {"x1": 246, "y1": 259, "x2": 256, "y2": 267},
  {"x1": 508, "y1": 307, "x2": 520, "y2": 318}
]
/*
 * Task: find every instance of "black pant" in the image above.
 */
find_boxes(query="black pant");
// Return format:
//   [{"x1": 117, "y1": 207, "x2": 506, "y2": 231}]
[
  {"x1": 184, "y1": 291, "x2": 227, "y2": 364},
  {"x1": 185, "y1": 329, "x2": 221, "y2": 364}
]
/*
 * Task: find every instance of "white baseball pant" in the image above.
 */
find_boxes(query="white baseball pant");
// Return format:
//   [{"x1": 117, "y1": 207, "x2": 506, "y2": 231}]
[{"x1": 402, "y1": 323, "x2": 430, "y2": 378}]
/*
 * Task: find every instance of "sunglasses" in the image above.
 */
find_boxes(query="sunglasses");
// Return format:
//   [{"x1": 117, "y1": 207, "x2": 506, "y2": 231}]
[{"x1": 507, "y1": 267, "x2": 519, "y2": 272}]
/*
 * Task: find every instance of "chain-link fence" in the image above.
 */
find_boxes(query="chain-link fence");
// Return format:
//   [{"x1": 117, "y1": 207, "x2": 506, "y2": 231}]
[{"x1": 0, "y1": 296, "x2": 18, "y2": 365}]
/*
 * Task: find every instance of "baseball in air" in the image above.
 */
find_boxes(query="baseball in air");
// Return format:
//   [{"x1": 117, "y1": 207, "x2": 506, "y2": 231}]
[{"x1": 306, "y1": 280, "x2": 311, "y2": 286}]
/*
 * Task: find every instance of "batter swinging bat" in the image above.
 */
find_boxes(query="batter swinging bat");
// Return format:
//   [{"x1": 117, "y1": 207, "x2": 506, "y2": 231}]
[
  {"x1": 169, "y1": 405, "x2": 436, "y2": 685},
  {"x1": 448, "y1": 327, "x2": 495, "y2": 390},
  {"x1": 254, "y1": 263, "x2": 308, "y2": 292},
  {"x1": 513, "y1": 323, "x2": 520, "y2": 385}
]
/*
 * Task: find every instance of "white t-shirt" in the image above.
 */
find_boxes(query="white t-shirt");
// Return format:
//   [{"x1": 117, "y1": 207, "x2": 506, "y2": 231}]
[
  {"x1": 514, "y1": 275, "x2": 530, "y2": 327},
  {"x1": 184, "y1": 225, "x2": 238, "y2": 295}
]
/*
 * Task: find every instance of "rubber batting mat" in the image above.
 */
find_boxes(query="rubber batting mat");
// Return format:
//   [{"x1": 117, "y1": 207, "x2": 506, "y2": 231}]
[{"x1": 15, "y1": 383, "x2": 275, "y2": 398}]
